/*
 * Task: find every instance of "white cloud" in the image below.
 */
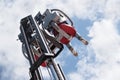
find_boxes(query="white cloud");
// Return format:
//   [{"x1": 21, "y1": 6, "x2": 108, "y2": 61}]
[
  {"x1": 67, "y1": 0, "x2": 120, "y2": 80},
  {"x1": 0, "y1": 0, "x2": 35, "y2": 80},
  {"x1": 87, "y1": 19, "x2": 120, "y2": 80},
  {"x1": 104, "y1": 0, "x2": 120, "y2": 21},
  {"x1": 89, "y1": 19, "x2": 120, "y2": 62},
  {"x1": 94, "y1": 63, "x2": 120, "y2": 80},
  {"x1": 68, "y1": 72, "x2": 83, "y2": 80},
  {"x1": 46, "y1": 0, "x2": 106, "y2": 20},
  {"x1": 0, "y1": 0, "x2": 120, "y2": 80}
]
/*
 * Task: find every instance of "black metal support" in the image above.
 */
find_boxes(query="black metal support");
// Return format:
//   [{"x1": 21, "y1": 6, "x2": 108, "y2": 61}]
[
  {"x1": 20, "y1": 25, "x2": 42, "y2": 80},
  {"x1": 30, "y1": 53, "x2": 54, "y2": 73},
  {"x1": 19, "y1": 15, "x2": 66, "y2": 80}
]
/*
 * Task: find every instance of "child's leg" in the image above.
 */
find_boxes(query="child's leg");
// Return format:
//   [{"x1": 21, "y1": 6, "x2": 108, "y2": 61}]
[
  {"x1": 75, "y1": 33, "x2": 88, "y2": 45},
  {"x1": 66, "y1": 43, "x2": 78, "y2": 56}
]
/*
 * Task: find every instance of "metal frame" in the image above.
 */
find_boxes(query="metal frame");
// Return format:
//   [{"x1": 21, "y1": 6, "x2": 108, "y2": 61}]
[{"x1": 19, "y1": 15, "x2": 66, "y2": 80}]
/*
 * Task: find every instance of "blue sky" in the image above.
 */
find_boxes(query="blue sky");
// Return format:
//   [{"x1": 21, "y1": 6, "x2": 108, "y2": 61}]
[{"x1": 0, "y1": 0, "x2": 120, "y2": 80}]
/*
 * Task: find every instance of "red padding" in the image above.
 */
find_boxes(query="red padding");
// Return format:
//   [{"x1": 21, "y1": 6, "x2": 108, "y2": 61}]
[
  {"x1": 34, "y1": 54, "x2": 47, "y2": 67},
  {"x1": 58, "y1": 23, "x2": 76, "y2": 44}
]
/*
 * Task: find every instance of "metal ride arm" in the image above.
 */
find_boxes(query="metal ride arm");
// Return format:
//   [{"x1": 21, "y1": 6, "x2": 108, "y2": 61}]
[{"x1": 19, "y1": 15, "x2": 66, "y2": 80}]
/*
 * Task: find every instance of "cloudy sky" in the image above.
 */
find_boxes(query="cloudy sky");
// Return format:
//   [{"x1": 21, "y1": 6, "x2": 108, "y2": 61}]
[{"x1": 0, "y1": 0, "x2": 120, "y2": 80}]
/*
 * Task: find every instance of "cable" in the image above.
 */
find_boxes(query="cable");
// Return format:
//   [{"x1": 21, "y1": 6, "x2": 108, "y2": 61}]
[
  {"x1": 22, "y1": 44, "x2": 29, "y2": 60},
  {"x1": 51, "y1": 9, "x2": 73, "y2": 26}
]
